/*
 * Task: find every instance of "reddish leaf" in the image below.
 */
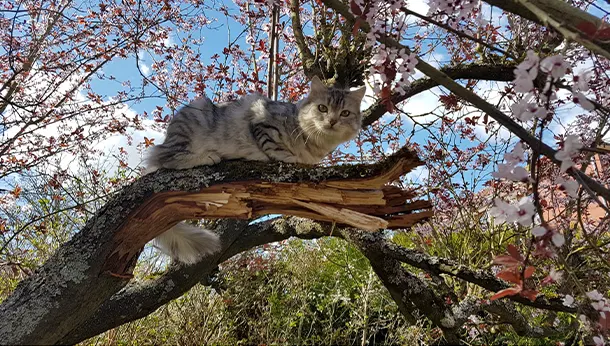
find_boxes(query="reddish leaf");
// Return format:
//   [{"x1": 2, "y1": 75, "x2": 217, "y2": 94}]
[
  {"x1": 497, "y1": 269, "x2": 522, "y2": 285},
  {"x1": 490, "y1": 286, "x2": 522, "y2": 301},
  {"x1": 380, "y1": 86, "x2": 394, "y2": 112},
  {"x1": 11, "y1": 185, "x2": 22, "y2": 198},
  {"x1": 524, "y1": 266, "x2": 535, "y2": 279},
  {"x1": 352, "y1": 18, "x2": 362, "y2": 36},
  {"x1": 507, "y1": 244, "x2": 522, "y2": 261},
  {"x1": 349, "y1": 0, "x2": 362, "y2": 16},
  {"x1": 438, "y1": 94, "x2": 460, "y2": 110},
  {"x1": 520, "y1": 289, "x2": 538, "y2": 302},
  {"x1": 576, "y1": 21, "x2": 610, "y2": 41},
  {"x1": 492, "y1": 255, "x2": 520, "y2": 267}
]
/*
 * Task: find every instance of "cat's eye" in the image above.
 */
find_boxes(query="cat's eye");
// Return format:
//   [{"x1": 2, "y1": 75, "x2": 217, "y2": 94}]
[
  {"x1": 318, "y1": 104, "x2": 328, "y2": 113},
  {"x1": 340, "y1": 110, "x2": 351, "y2": 117}
]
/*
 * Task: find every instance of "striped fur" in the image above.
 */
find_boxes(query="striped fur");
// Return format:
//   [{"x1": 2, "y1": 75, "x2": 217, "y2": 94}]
[{"x1": 147, "y1": 76, "x2": 365, "y2": 264}]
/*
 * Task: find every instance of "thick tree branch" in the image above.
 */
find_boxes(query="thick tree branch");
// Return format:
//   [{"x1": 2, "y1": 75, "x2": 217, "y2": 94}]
[
  {"x1": 453, "y1": 297, "x2": 577, "y2": 338},
  {"x1": 61, "y1": 217, "x2": 331, "y2": 344},
  {"x1": 60, "y1": 219, "x2": 251, "y2": 345},
  {"x1": 339, "y1": 228, "x2": 464, "y2": 343},
  {"x1": 483, "y1": 0, "x2": 610, "y2": 59},
  {"x1": 0, "y1": 148, "x2": 430, "y2": 344}
]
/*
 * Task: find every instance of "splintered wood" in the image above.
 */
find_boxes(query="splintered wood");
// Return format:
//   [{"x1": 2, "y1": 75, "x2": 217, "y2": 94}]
[
  {"x1": 104, "y1": 148, "x2": 432, "y2": 274},
  {"x1": 156, "y1": 156, "x2": 433, "y2": 231}
]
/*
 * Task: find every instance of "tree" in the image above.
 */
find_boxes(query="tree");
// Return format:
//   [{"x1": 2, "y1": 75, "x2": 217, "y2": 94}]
[{"x1": 1, "y1": 0, "x2": 609, "y2": 344}]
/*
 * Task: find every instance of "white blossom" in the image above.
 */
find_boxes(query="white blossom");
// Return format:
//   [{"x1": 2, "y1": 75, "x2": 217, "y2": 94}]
[
  {"x1": 540, "y1": 54, "x2": 570, "y2": 79},
  {"x1": 555, "y1": 135, "x2": 583, "y2": 173},
  {"x1": 552, "y1": 232, "x2": 565, "y2": 247},
  {"x1": 573, "y1": 91, "x2": 595, "y2": 111},
  {"x1": 586, "y1": 290, "x2": 604, "y2": 301},
  {"x1": 594, "y1": 335, "x2": 605, "y2": 346},
  {"x1": 489, "y1": 197, "x2": 536, "y2": 226},
  {"x1": 532, "y1": 226, "x2": 548, "y2": 237},
  {"x1": 557, "y1": 177, "x2": 579, "y2": 198}
]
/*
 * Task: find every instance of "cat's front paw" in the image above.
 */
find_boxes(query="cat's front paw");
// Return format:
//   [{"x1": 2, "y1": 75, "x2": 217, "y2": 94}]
[{"x1": 199, "y1": 152, "x2": 222, "y2": 165}]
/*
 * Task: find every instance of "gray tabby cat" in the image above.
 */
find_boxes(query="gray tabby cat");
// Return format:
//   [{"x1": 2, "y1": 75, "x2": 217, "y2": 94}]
[{"x1": 147, "y1": 76, "x2": 366, "y2": 264}]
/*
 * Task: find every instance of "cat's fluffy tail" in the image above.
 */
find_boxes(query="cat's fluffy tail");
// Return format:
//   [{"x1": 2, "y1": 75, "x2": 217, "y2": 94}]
[{"x1": 154, "y1": 223, "x2": 221, "y2": 264}]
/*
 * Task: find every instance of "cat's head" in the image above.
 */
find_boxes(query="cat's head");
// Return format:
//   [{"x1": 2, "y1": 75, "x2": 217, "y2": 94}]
[{"x1": 299, "y1": 76, "x2": 366, "y2": 143}]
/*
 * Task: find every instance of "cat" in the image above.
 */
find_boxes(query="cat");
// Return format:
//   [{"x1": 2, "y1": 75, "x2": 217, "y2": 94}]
[{"x1": 147, "y1": 76, "x2": 366, "y2": 264}]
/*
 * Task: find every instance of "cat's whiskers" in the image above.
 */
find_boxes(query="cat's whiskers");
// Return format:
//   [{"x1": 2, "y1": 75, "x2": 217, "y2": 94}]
[
  {"x1": 297, "y1": 123, "x2": 316, "y2": 143},
  {"x1": 304, "y1": 124, "x2": 320, "y2": 145},
  {"x1": 293, "y1": 126, "x2": 307, "y2": 142}
]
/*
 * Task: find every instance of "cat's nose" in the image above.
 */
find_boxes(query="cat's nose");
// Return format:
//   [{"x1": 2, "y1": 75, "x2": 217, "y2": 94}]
[{"x1": 329, "y1": 119, "x2": 338, "y2": 127}]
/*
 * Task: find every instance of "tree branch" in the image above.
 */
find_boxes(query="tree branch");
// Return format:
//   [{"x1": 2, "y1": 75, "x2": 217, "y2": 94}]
[
  {"x1": 67, "y1": 215, "x2": 584, "y2": 343},
  {"x1": 289, "y1": 0, "x2": 319, "y2": 78},
  {"x1": 483, "y1": 0, "x2": 610, "y2": 59},
  {"x1": 0, "y1": 148, "x2": 430, "y2": 344},
  {"x1": 362, "y1": 63, "x2": 516, "y2": 127},
  {"x1": 339, "y1": 228, "x2": 464, "y2": 343}
]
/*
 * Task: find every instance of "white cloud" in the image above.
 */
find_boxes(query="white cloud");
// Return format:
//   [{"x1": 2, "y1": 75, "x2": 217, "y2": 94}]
[
  {"x1": 139, "y1": 62, "x2": 151, "y2": 76},
  {"x1": 398, "y1": 86, "x2": 442, "y2": 124},
  {"x1": 404, "y1": 0, "x2": 430, "y2": 25},
  {"x1": 405, "y1": 165, "x2": 429, "y2": 184},
  {"x1": 93, "y1": 119, "x2": 165, "y2": 172}
]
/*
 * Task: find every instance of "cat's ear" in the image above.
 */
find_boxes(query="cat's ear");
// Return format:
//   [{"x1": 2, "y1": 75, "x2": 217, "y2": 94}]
[
  {"x1": 350, "y1": 85, "x2": 366, "y2": 102},
  {"x1": 310, "y1": 76, "x2": 327, "y2": 95}
]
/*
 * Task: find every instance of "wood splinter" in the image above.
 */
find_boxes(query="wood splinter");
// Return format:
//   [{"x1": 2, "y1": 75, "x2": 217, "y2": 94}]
[{"x1": 103, "y1": 147, "x2": 433, "y2": 274}]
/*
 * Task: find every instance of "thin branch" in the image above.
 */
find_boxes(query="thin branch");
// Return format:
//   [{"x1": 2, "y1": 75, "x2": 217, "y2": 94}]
[{"x1": 289, "y1": 0, "x2": 318, "y2": 78}]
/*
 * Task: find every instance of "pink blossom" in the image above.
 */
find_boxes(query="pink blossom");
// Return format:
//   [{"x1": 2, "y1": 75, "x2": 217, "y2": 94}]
[
  {"x1": 593, "y1": 336, "x2": 605, "y2": 346},
  {"x1": 573, "y1": 71, "x2": 591, "y2": 92},
  {"x1": 552, "y1": 232, "x2": 565, "y2": 247},
  {"x1": 489, "y1": 197, "x2": 536, "y2": 226},
  {"x1": 511, "y1": 98, "x2": 547, "y2": 122},
  {"x1": 504, "y1": 142, "x2": 526, "y2": 164},
  {"x1": 554, "y1": 135, "x2": 583, "y2": 173},
  {"x1": 557, "y1": 177, "x2": 579, "y2": 198},
  {"x1": 542, "y1": 267, "x2": 563, "y2": 285},
  {"x1": 513, "y1": 67, "x2": 538, "y2": 93},
  {"x1": 371, "y1": 48, "x2": 388, "y2": 65},
  {"x1": 573, "y1": 91, "x2": 595, "y2": 111},
  {"x1": 586, "y1": 290, "x2": 603, "y2": 301},
  {"x1": 489, "y1": 198, "x2": 518, "y2": 224},
  {"x1": 532, "y1": 226, "x2": 548, "y2": 237},
  {"x1": 518, "y1": 50, "x2": 540, "y2": 71},
  {"x1": 540, "y1": 54, "x2": 570, "y2": 79},
  {"x1": 492, "y1": 164, "x2": 530, "y2": 182}
]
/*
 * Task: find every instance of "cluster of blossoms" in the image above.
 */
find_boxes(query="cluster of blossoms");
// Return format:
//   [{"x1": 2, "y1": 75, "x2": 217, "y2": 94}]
[
  {"x1": 491, "y1": 142, "x2": 530, "y2": 182},
  {"x1": 497, "y1": 51, "x2": 609, "y2": 341},
  {"x1": 349, "y1": 0, "x2": 418, "y2": 97},
  {"x1": 511, "y1": 51, "x2": 595, "y2": 123},
  {"x1": 578, "y1": 290, "x2": 610, "y2": 346},
  {"x1": 555, "y1": 134, "x2": 584, "y2": 173},
  {"x1": 489, "y1": 196, "x2": 535, "y2": 226},
  {"x1": 426, "y1": 0, "x2": 480, "y2": 29},
  {"x1": 587, "y1": 290, "x2": 610, "y2": 319},
  {"x1": 510, "y1": 51, "x2": 558, "y2": 122},
  {"x1": 369, "y1": 46, "x2": 418, "y2": 95},
  {"x1": 512, "y1": 50, "x2": 596, "y2": 121}
]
